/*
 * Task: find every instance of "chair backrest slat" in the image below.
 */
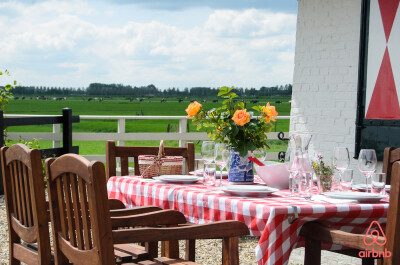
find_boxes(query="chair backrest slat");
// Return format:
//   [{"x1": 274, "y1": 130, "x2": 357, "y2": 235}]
[
  {"x1": 106, "y1": 140, "x2": 195, "y2": 179},
  {"x1": 22, "y1": 164, "x2": 33, "y2": 227},
  {"x1": 78, "y1": 176, "x2": 92, "y2": 250},
  {"x1": 46, "y1": 154, "x2": 116, "y2": 265},
  {"x1": 13, "y1": 161, "x2": 23, "y2": 222},
  {"x1": 1, "y1": 144, "x2": 51, "y2": 264},
  {"x1": 70, "y1": 172, "x2": 85, "y2": 250}
]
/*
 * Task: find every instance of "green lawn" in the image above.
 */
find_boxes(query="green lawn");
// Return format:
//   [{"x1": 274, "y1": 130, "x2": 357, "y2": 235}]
[{"x1": 6, "y1": 97, "x2": 290, "y2": 155}]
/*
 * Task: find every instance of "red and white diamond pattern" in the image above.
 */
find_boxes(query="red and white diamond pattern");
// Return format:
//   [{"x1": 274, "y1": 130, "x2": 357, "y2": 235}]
[{"x1": 365, "y1": 0, "x2": 400, "y2": 119}]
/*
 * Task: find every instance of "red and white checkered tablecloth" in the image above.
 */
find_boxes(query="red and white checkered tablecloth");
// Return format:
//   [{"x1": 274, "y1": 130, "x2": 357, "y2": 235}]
[{"x1": 107, "y1": 176, "x2": 388, "y2": 265}]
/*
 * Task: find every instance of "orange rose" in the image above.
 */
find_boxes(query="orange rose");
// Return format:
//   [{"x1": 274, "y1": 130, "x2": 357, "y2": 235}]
[
  {"x1": 262, "y1": 102, "x2": 278, "y2": 122},
  {"x1": 185, "y1": 101, "x2": 202, "y2": 118},
  {"x1": 232, "y1": 109, "x2": 250, "y2": 126}
]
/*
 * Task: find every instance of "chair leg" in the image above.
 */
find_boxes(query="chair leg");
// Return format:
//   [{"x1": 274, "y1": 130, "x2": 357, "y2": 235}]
[
  {"x1": 185, "y1": 239, "x2": 196, "y2": 261},
  {"x1": 222, "y1": 237, "x2": 239, "y2": 265},
  {"x1": 304, "y1": 237, "x2": 321, "y2": 265},
  {"x1": 162, "y1": 240, "x2": 179, "y2": 259},
  {"x1": 145, "y1": 242, "x2": 158, "y2": 260},
  {"x1": 362, "y1": 258, "x2": 375, "y2": 265}
]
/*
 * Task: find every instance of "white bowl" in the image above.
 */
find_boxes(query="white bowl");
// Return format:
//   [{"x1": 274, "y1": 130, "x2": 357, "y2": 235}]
[{"x1": 255, "y1": 161, "x2": 289, "y2": 189}]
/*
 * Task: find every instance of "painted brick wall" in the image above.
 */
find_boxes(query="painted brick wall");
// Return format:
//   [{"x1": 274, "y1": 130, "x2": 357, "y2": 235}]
[{"x1": 290, "y1": 0, "x2": 376, "y2": 182}]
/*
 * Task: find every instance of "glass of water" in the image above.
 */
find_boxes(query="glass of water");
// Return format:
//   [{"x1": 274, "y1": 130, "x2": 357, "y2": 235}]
[
  {"x1": 203, "y1": 163, "x2": 216, "y2": 186},
  {"x1": 340, "y1": 169, "x2": 353, "y2": 191},
  {"x1": 372, "y1": 173, "x2": 386, "y2": 195}
]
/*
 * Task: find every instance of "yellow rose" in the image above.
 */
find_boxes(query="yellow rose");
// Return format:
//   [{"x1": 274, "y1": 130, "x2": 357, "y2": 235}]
[
  {"x1": 232, "y1": 109, "x2": 250, "y2": 126},
  {"x1": 262, "y1": 102, "x2": 278, "y2": 122},
  {"x1": 185, "y1": 101, "x2": 202, "y2": 118}
]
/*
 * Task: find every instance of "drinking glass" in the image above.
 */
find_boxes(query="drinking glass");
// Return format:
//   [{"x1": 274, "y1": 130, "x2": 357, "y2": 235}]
[
  {"x1": 201, "y1": 141, "x2": 216, "y2": 165},
  {"x1": 299, "y1": 157, "x2": 313, "y2": 199},
  {"x1": 194, "y1": 158, "x2": 204, "y2": 177},
  {"x1": 372, "y1": 173, "x2": 386, "y2": 195},
  {"x1": 340, "y1": 169, "x2": 353, "y2": 191},
  {"x1": 203, "y1": 163, "x2": 216, "y2": 186},
  {"x1": 253, "y1": 148, "x2": 267, "y2": 164},
  {"x1": 284, "y1": 147, "x2": 297, "y2": 195},
  {"x1": 214, "y1": 143, "x2": 230, "y2": 186},
  {"x1": 358, "y1": 149, "x2": 377, "y2": 193},
  {"x1": 333, "y1": 147, "x2": 350, "y2": 191}
]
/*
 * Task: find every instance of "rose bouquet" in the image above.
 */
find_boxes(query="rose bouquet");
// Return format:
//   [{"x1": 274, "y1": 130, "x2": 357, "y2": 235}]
[{"x1": 185, "y1": 86, "x2": 278, "y2": 157}]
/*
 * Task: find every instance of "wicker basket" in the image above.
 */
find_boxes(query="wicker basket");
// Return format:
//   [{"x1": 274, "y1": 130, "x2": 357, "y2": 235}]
[{"x1": 138, "y1": 140, "x2": 183, "y2": 178}]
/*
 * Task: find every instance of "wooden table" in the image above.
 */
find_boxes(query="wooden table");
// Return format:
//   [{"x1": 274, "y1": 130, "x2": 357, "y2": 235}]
[{"x1": 107, "y1": 176, "x2": 388, "y2": 265}]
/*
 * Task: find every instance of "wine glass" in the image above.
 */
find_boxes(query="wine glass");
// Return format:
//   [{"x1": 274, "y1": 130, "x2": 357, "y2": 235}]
[
  {"x1": 333, "y1": 147, "x2": 350, "y2": 191},
  {"x1": 214, "y1": 143, "x2": 230, "y2": 186},
  {"x1": 201, "y1": 141, "x2": 216, "y2": 165},
  {"x1": 253, "y1": 148, "x2": 267, "y2": 164},
  {"x1": 358, "y1": 149, "x2": 377, "y2": 193}
]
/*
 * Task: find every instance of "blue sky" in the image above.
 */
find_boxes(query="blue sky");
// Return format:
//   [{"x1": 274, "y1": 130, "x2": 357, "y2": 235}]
[{"x1": 0, "y1": 0, "x2": 298, "y2": 89}]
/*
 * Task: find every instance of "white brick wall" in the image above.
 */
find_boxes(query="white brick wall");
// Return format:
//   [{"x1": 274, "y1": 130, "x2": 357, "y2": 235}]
[{"x1": 290, "y1": 0, "x2": 376, "y2": 183}]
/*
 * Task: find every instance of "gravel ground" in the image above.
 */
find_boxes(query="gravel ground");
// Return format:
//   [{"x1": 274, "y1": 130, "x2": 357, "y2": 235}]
[{"x1": 0, "y1": 195, "x2": 362, "y2": 265}]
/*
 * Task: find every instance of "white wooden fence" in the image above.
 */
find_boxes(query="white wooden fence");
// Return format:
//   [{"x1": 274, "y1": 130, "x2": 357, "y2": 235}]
[{"x1": 6, "y1": 115, "x2": 290, "y2": 162}]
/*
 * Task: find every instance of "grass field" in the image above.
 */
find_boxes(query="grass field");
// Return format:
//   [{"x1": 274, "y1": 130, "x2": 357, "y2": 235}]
[{"x1": 6, "y1": 96, "x2": 291, "y2": 155}]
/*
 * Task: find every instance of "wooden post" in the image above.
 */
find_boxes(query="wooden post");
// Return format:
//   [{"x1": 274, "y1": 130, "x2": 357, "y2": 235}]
[
  {"x1": 179, "y1": 118, "x2": 187, "y2": 147},
  {"x1": 0, "y1": 110, "x2": 3, "y2": 194},
  {"x1": 62, "y1": 108, "x2": 73, "y2": 154}
]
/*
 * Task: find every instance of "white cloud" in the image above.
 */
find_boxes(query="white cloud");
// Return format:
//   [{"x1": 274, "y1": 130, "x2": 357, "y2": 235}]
[{"x1": 0, "y1": 1, "x2": 296, "y2": 89}]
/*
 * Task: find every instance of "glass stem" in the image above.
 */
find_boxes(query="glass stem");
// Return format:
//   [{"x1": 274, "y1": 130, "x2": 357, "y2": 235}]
[{"x1": 366, "y1": 176, "x2": 369, "y2": 193}]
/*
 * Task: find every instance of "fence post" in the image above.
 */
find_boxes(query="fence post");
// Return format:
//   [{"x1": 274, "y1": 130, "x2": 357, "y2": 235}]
[
  {"x1": 0, "y1": 110, "x2": 3, "y2": 194},
  {"x1": 53, "y1": 124, "x2": 61, "y2": 148},
  {"x1": 179, "y1": 117, "x2": 187, "y2": 147},
  {"x1": 62, "y1": 108, "x2": 73, "y2": 153},
  {"x1": 0, "y1": 110, "x2": 4, "y2": 148},
  {"x1": 118, "y1": 118, "x2": 125, "y2": 146}
]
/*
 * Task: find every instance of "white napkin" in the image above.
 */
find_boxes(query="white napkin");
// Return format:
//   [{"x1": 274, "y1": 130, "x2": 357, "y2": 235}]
[{"x1": 312, "y1": 195, "x2": 357, "y2": 204}]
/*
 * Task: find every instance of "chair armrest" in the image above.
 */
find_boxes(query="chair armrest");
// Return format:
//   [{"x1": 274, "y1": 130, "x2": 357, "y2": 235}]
[
  {"x1": 112, "y1": 221, "x2": 249, "y2": 244},
  {"x1": 110, "y1": 209, "x2": 187, "y2": 228},
  {"x1": 300, "y1": 222, "x2": 385, "y2": 251},
  {"x1": 110, "y1": 206, "x2": 162, "y2": 217}
]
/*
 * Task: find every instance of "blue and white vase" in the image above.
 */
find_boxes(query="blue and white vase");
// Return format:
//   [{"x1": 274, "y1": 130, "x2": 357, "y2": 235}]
[{"x1": 228, "y1": 149, "x2": 254, "y2": 184}]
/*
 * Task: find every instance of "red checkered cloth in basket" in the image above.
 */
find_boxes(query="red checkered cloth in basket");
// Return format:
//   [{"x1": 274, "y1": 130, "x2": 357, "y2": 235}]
[{"x1": 107, "y1": 176, "x2": 389, "y2": 265}]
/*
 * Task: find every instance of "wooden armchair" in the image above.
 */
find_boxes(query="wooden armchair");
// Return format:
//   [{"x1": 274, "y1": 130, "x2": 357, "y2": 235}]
[
  {"x1": 106, "y1": 140, "x2": 195, "y2": 179},
  {"x1": 46, "y1": 154, "x2": 249, "y2": 265},
  {"x1": 1, "y1": 144, "x2": 52, "y2": 264},
  {"x1": 383, "y1": 146, "x2": 400, "y2": 185},
  {"x1": 300, "y1": 161, "x2": 400, "y2": 265}
]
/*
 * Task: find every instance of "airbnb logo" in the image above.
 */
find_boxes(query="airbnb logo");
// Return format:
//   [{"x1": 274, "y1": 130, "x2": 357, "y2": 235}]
[{"x1": 359, "y1": 221, "x2": 392, "y2": 258}]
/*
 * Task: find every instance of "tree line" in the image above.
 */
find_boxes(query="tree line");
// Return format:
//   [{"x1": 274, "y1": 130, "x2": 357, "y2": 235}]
[{"x1": 9, "y1": 83, "x2": 292, "y2": 97}]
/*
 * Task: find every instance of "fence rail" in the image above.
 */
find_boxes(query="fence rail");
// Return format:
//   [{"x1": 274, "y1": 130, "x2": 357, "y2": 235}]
[{"x1": 6, "y1": 114, "x2": 290, "y2": 162}]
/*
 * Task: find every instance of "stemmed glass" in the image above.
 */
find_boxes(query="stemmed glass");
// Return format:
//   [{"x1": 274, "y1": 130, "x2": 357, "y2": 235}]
[
  {"x1": 333, "y1": 147, "x2": 350, "y2": 191},
  {"x1": 253, "y1": 148, "x2": 267, "y2": 164},
  {"x1": 214, "y1": 143, "x2": 230, "y2": 186},
  {"x1": 201, "y1": 141, "x2": 216, "y2": 179},
  {"x1": 358, "y1": 149, "x2": 377, "y2": 193}
]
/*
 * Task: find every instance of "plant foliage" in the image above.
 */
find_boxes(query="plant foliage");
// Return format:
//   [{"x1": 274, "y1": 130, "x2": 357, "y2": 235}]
[{"x1": 187, "y1": 86, "x2": 278, "y2": 157}]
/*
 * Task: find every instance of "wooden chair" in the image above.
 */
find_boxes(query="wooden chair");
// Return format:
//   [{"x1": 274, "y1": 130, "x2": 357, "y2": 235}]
[
  {"x1": 46, "y1": 153, "x2": 249, "y2": 265},
  {"x1": 1, "y1": 144, "x2": 52, "y2": 265},
  {"x1": 106, "y1": 140, "x2": 195, "y2": 179},
  {"x1": 383, "y1": 146, "x2": 400, "y2": 185},
  {"x1": 300, "y1": 161, "x2": 400, "y2": 265}
]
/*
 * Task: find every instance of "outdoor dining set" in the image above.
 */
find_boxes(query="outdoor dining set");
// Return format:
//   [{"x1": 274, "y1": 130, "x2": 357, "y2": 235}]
[{"x1": 2, "y1": 134, "x2": 400, "y2": 265}]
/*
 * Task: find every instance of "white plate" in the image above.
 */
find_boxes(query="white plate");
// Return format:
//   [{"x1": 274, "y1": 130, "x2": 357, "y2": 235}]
[
  {"x1": 221, "y1": 185, "x2": 278, "y2": 197},
  {"x1": 153, "y1": 175, "x2": 202, "y2": 184},
  {"x1": 323, "y1": 191, "x2": 387, "y2": 203},
  {"x1": 353, "y1": 184, "x2": 391, "y2": 192}
]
